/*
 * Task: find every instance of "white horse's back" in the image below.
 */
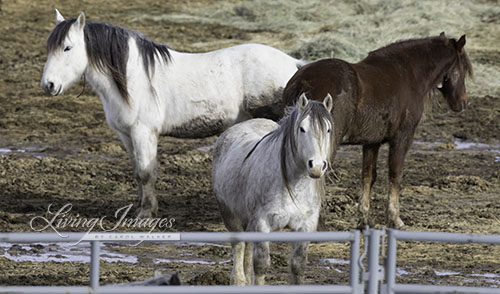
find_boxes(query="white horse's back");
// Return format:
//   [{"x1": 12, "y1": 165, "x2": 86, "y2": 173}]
[{"x1": 148, "y1": 44, "x2": 303, "y2": 138}]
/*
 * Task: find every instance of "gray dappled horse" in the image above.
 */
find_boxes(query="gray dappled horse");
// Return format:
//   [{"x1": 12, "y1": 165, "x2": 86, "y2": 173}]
[{"x1": 212, "y1": 94, "x2": 334, "y2": 285}]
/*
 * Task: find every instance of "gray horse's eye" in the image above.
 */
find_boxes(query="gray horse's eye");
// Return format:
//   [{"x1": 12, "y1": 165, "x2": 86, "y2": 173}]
[
  {"x1": 64, "y1": 46, "x2": 72, "y2": 52},
  {"x1": 299, "y1": 127, "x2": 306, "y2": 133}
]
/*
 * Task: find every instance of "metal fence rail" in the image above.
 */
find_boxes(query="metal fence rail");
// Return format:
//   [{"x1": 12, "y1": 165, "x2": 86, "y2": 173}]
[
  {"x1": 2, "y1": 229, "x2": 500, "y2": 294},
  {"x1": 382, "y1": 229, "x2": 500, "y2": 294},
  {"x1": 0, "y1": 230, "x2": 362, "y2": 294}
]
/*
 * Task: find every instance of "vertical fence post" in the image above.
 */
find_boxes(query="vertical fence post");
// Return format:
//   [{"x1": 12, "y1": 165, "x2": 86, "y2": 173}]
[
  {"x1": 349, "y1": 230, "x2": 362, "y2": 293},
  {"x1": 90, "y1": 241, "x2": 100, "y2": 290},
  {"x1": 367, "y1": 229, "x2": 381, "y2": 294},
  {"x1": 384, "y1": 229, "x2": 397, "y2": 294}
]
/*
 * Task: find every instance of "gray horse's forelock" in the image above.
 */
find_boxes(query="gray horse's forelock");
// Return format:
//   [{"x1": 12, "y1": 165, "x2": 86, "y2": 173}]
[
  {"x1": 277, "y1": 101, "x2": 335, "y2": 201},
  {"x1": 46, "y1": 18, "x2": 171, "y2": 104}
]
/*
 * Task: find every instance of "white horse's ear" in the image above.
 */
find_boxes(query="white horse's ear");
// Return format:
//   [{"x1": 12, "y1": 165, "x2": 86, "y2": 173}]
[
  {"x1": 323, "y1": 93, "x2": 333, "y2": 112},
  {"x1": 76, "y1": 12, "x2": 86, "y2": 30},
  {"x1": 55, "y1": 9, "x2": 65, "y2": 25},
  {"x1": 298, "y1": 93, "x2": 308, "y2": 111}
]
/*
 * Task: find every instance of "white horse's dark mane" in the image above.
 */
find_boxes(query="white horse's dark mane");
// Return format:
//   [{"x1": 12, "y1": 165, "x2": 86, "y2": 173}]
[{"x1": 46, "y1": 18, "x2": 171, "y2": 103}]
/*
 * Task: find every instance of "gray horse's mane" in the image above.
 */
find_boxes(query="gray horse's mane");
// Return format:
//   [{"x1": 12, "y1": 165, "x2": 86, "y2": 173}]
[
  {"x1": 46, "y1": 18, "x2": 171, "y2": 104},
  {"x1": 245, "y1": 100, "x2": 335, "y2": 201}
]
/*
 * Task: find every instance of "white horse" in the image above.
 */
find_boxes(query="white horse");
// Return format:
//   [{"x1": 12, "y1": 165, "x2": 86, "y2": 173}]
[
  {"x1": 212, "y1": 94, "x2": 335, "y2": 285},
  {"x1": 41, "y1": 10, "x2": 305, "y2": 217}
]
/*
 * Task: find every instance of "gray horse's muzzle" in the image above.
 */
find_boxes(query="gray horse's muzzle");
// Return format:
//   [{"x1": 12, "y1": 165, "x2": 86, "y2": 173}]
[{"x1": 308, "y1": 160, "x2": 328, "y2": 179}]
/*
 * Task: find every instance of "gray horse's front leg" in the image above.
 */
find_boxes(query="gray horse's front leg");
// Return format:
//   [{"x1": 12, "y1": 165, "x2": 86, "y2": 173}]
[
  {"x1": 289, "y1": 241, "x2": 309, "y2": 284},
  {"x1": 244, "y1": 241, "x2": 253, "y2": 285},
  {"x1": 130, "y1": 124, "x2": 159, "y2": 218},
  {"x1": 249, "y1": 221, "x2": 270, "y2": 285},
  {"x1": 253, "y1": 240, "x2": 270, "y2": 285},
  {"x1": 231, "y1": 241, "x2": 247, "y2": 285}
]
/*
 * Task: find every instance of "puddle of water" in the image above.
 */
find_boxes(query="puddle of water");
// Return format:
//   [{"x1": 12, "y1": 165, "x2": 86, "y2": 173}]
[
  {"x1": 321, "y1": 258, "x2": 350, "y2": 265},
  {"x1": 0, "y1": 241, "x2": 231, "y2": 265},
  {"x1": 0, "y1": 242, "x2": 137, "y2": 263},
  {"x1": 471, "y1": 273, "x2": 500, "y2": 279},
  {"x1": 0, "y1": 146, "x2": 53, "y2": 159},
  {"x1": 154, "y1": 258, "x2": 230, "y2": 265},
  {"x1": 396, "y1": 267, "x2": 410, "y2": 276},
  {"x1": 196, "y1": 145, "x2": 214, "y2": 152},
  {"x1": 412, "y1": 140, "x2": 500, "y2": 161},
  {"x1": 178, "y1": 241, "x2": 230, "y2": 248},
  {"x1": 434, "y1": 270, "x2": 461, "y2": 276},
  {"x1": 454, "y1": 141, "x2": 491, "y2": 150}
]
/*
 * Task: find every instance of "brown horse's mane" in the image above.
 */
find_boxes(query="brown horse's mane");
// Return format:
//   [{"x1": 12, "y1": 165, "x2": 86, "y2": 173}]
[{"x1": 365, "y1": 35, "x2": 473, "y2": 79}]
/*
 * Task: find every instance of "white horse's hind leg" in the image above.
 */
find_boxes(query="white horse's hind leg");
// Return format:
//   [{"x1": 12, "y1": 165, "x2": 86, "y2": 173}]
[
  {"x1": 243, "y1": 241, "x2": 253, "y2": 285},
  {"x1": 289, "y1": 241, "x2": 309, "y2": 284},
  {"x1": 131, "y1": 124, "x2": 159, "y2": 218},
  {"x1": 231, "y1": 241, "x2": 247, "y2": 285}
]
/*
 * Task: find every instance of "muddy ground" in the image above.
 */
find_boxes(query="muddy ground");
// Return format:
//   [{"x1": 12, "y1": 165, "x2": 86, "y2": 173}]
[{"x1": 0, "y1": 0, "x2": 499, "y2": 288}]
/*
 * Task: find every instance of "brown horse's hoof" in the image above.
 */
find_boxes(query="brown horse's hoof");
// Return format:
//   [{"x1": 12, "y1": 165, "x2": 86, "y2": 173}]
[
  {"x1": 356, "y1": 217, "x2": 371, "y2": 230},
  {"x1": 387, "y1": 217, "x2": 405, "y2": 229}
]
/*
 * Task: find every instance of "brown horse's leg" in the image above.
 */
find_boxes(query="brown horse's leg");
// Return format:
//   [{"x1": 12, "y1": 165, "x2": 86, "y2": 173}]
[
  {"x1": 387, "y1": 139, "x2": 412, "y2": 229},
  {"x1": 358, "y1": 143, "x2": 381, "y2": 228}
]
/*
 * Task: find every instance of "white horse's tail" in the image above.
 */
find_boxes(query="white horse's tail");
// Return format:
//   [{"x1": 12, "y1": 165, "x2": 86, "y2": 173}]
[{"x1": 296, "y1": 59, "x2": 308, "y2": 69}]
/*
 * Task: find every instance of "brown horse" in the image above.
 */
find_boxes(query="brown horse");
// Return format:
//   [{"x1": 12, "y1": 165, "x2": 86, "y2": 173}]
[{"x1": 282, "y1": 33, "x2": 473, "y2": 228}]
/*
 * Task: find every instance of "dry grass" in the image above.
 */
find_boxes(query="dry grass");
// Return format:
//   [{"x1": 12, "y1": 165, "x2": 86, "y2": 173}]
[{"x1": 133, "y1": 0, "x2": 500, "y2": 97}]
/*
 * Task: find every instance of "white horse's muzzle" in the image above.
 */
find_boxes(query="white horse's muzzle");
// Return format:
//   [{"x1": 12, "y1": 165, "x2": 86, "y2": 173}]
[{"x1": 42, "y1": 80, "x2": 62, "y2": 96}]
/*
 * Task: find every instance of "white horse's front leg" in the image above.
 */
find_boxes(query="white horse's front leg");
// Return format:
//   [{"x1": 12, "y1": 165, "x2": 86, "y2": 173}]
[
  {"x1": 289, "y1": 241, "x2": 309, "y2": 284},
  {"x1": 130, "y1": 123, "x2": 159, "y2": 218}
]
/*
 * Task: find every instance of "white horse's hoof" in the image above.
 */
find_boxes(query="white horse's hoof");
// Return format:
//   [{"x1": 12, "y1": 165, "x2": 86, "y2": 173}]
[{"x1": 137, "y1": 209, "x2": 154, "y2": 219}]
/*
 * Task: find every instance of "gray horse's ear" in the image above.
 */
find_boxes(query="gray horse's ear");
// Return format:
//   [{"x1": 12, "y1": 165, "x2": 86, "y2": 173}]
[
  {"x1": 298, "y1": 93, "x2": 308, "y2": 111},
  {"x1": 55, "y1": 9, "x2": 64, "y2": 25},
  {"x1": 456, "y1": 34, "x2": 466, "y2": 52},
  {"x1": 76, "y1": 12, "x2": 86, "y2": 30},
  {"x1": 323, "y1": 93, "x2": 333, "y2": 112}
]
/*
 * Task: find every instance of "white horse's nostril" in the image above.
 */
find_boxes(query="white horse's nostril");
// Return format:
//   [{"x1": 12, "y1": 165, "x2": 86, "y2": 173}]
[
  {"x1": 322, "y1": 161, "x2": 328, "y2": 171},
  {"x1": 308, "y1": 160, "x2": 313, "y2": 169},
  {"x1": 48, "y1": 82, "x2": 54, "y2": 91}
]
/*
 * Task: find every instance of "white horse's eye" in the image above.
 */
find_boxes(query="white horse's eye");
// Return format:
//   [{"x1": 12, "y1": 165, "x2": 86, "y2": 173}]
[
  {"x1": 327, "y1": 128, "x2": 331, "y2": 133},
  {"x1": 299, "y1": 127, "x2": 306, "y2": 133},
  {"x1": 64, "y1": 46, "x2": 72, "y2": 52}
]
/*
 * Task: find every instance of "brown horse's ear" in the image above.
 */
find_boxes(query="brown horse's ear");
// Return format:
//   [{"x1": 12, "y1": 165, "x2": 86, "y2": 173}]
[
  {"x1": 323, "y1": 93, "x2": 333, "y2": 112},
  {"x1": 439, "y1": 31, "x2": 446, "y2": 38},
  {"x1": 456, "y1": 34, "x2": 466, "y2": 52},
  {"x1": 298, "y1": 93, "x2": 308, "y2": 111}
]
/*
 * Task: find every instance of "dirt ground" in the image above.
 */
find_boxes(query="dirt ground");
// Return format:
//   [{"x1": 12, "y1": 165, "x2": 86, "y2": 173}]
[{"x1": 0, "y1": 0, "x2": 499, "y2": 288}]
